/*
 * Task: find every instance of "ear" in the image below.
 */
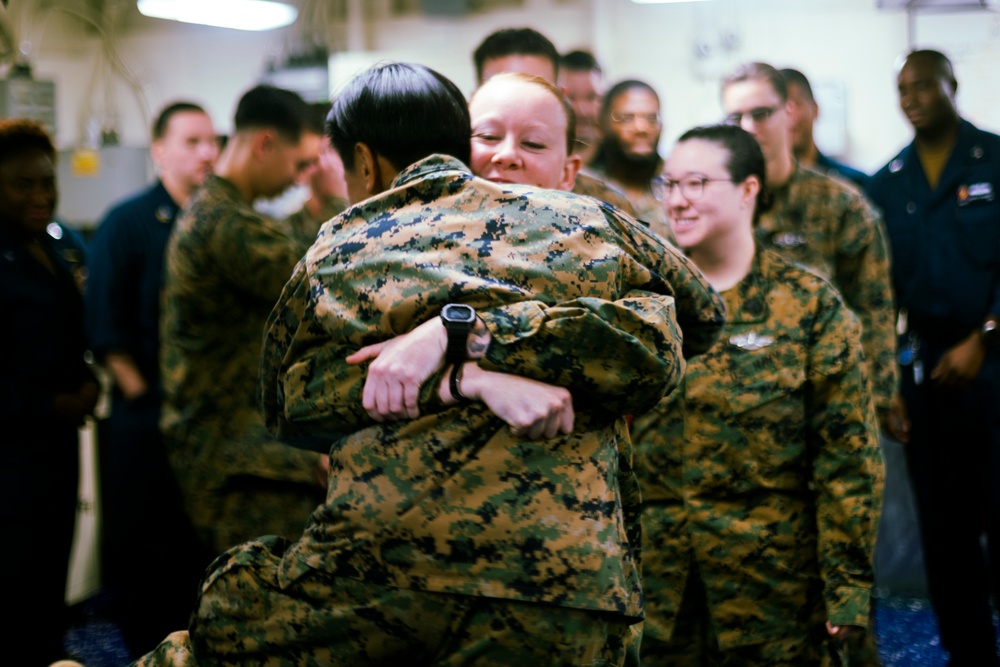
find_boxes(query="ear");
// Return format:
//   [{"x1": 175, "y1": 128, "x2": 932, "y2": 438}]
[
  {"x1": 353, "y1": 142, "x2": 380, "y2": 197},
  {"x1": 252, "y1": 129, "x2": 277, "y2": 162},
  {"x1": 557, "y1": 154, "x2": 583, "y2": 192},
  {"x1": 150, "y1": 138, "x2": 166, "y2": 169},
  {"x1": 741, "y1": 174, "x2": 761, "y2": 208}
]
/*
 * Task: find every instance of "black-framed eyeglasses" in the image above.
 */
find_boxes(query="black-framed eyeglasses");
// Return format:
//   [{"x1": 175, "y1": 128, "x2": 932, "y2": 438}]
[
  {"x1": 654, "y1": 176, "x2": 734, "y2": 201},
  {"x1": 609, "y1": 112, "x2": 661, "y2": 126},
  {"x1": 723, "y1": 106, "x2": 778, "y2": 126}
]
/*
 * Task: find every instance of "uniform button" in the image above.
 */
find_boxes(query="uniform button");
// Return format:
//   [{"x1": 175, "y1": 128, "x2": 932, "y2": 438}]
[
  {"x1": 971, "y1": 145, "x2": 984, "y2": 159},
  {"x1": 906, "y1": 201, "x2": 917, "y2": 214},
  {"x1": 889, "y1": 159, "x2": 903, "y2": 173}
]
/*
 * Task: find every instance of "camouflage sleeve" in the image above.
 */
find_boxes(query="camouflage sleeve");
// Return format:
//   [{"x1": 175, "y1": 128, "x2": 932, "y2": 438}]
[
  {"x1": 833, "y1": 196, "x2": 898, "y2": 420},
  {"x1": 283, "y1": 196, "x2": 349, "y2": 248},
  {"x1": 605, "y1": 207, "x2": 727, "y2": 358},
  {"x1": 806, "y1": 289, "x2": 884, "y2": 627},
  {"x1": 209, "y1": 208, "x2": 313, "y2": 301},
  {"x1": 477, "y1": 291, "x2": 685, "y2": 416}
]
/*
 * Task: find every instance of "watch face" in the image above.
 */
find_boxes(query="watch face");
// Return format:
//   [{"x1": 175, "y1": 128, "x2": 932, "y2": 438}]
[{"x1": 443, "y1": 303, "x2": 476, "y2": 323}]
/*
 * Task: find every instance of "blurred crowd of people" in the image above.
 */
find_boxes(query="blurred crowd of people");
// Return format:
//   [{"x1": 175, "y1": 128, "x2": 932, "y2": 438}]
[{"x1": 3, "y1": 24, "x2": 997, "y2": 667}]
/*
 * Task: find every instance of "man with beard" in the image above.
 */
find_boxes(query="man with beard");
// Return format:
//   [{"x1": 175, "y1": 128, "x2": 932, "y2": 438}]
[{"x1": 589, "y1": 79, "x2": 670, "y2": 241}]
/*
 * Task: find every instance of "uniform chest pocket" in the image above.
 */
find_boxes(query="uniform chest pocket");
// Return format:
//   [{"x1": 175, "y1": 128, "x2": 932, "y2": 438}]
[
  {"x1": 955, "y1": 198, "x2": 1000, "y2": 268},
  {"x1": 723, "y1": 347, "x2": 806, "y2": 418}
]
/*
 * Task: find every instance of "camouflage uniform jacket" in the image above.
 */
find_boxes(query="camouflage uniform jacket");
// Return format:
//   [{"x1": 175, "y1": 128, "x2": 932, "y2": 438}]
[
  {"x1": 259, "y1": 154, "x2": 726, "y2": 619},
  {"x1": 631, "y1": 247, "x2": 884, "y2": 649},
  {"x1": 160, "y1": 173, "x2": 336, "y2": 554},
  {"x1": 573, "y1": 172, "x2": 636, "y2": 217},
  {"x1": 757, "y1": 163, "x2": 897, "y2": 419},
  {"x1": 586, "y1": 165, "x2": 672, "y2": 244}
]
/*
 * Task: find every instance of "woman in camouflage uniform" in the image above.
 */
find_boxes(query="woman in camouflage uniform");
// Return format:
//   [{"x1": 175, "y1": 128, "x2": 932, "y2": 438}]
[{"x1": 631, "y1": 125, "x2": 884, "y2": 666}]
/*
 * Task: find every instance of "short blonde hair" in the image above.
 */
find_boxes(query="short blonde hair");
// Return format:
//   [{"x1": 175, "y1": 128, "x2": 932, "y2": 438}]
[{"x1": 470, "y1": 72, "x2": 576, "y2": 154}]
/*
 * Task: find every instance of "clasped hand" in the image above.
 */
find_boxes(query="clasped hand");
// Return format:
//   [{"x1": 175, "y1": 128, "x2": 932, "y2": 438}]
[{"x1": 346, "y1": 317, "x2": 574, "y2": 439}]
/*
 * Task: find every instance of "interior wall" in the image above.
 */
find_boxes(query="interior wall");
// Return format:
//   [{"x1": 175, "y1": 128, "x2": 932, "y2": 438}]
[{"x1": 14, "y1": 0, "x2": 1000, "y2": 176}]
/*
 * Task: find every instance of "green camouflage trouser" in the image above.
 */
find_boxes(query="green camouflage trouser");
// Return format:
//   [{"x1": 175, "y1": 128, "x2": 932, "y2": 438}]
[
  {"x1": 132, "y1": 535, "x2": 634, "y2": 667},
  {"x1": 639, "y1": 566, "x2": 875, "y2": 667}
]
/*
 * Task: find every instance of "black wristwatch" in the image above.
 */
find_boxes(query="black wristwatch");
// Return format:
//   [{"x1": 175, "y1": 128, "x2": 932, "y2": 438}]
[
  {"x1": 440, "y1": 303, "x2": 476, "y2": 365},
  {"x1": 982, "y1": 316, "x2": 999, "y2": 350}
]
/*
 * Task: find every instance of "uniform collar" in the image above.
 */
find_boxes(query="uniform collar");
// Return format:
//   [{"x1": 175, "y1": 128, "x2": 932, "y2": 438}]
[
  {"x1": 888, "y1": 118, "x2": 987, "y2": 179},
  {"x1": 389, "y1": 154, "x2": 471, "y2": 190},
  {"x1": 722, "y1": 246, "x2": 771, "y2": 325}
]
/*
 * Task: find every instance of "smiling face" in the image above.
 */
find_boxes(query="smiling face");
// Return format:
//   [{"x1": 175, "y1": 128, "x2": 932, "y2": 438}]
[
  {"x1": 0, "y1": 148, "x2": 57, "y2": 237},
  {"x1": 663, "y1": 138, "x2": 754, "y2": 254},
  {"x1": 605, "y1": 87, "x2": 661, "y2": 159},
  {"x1": 469, "y1": 76, "x2": 579, "y2": 191}
]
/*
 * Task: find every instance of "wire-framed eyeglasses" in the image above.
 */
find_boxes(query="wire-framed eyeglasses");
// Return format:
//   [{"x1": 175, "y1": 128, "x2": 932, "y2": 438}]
[{"x1": 654, "y1": 176, "x2": 734, "y2": 201}]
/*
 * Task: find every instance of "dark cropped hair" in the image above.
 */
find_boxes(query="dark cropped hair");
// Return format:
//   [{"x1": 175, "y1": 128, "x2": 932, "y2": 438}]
[
  {"x1": 903, "y1": 49, "x2": 956, "y2": 89},
  {"x1": 560, "y1": 49, "x2": 601, "y2": 74},
  {"x1": 233, "y1": 84, "x2": 313, "y2": 144},
  {"x1": 723, "y1": 62, "x2": 788, "y2": 103},
  {"x1": 599, "y1": 79, "x2": 660, "y2": 123},
  {"x1": 676, "y1": 124, "x2": 773, "y2": 221},
  {"x1": 326, "y1": 61, "x2": 471, "y2": 171},
  {"x1": 779, "y1": 68, "x2": 814, "y2": 103},
  {"x1": 151, "y1": 101, "x2": 207, "y2": 140},
  {"x1": 0, "y1": 118, "x2": 56, "y2": 163},
  {"x1": 473, "y1": 27, "x2": 559, "y2": 83}
]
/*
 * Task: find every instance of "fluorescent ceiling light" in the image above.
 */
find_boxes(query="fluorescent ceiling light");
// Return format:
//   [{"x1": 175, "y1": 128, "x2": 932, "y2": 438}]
[{"x1": 137, "y1": 0, "x2": 299, "y2": 31}]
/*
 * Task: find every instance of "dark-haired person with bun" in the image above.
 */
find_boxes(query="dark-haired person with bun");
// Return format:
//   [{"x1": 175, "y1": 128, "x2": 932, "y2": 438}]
[
  {"x1": 631, "y1": 125, "x2": 883, "y2": 665},
  {"x1": 0, "y1": 118, "x2": 99, "y2": 666},
  {"x1": 132, "y1": 61, "x2": 724, "y2": 667}
]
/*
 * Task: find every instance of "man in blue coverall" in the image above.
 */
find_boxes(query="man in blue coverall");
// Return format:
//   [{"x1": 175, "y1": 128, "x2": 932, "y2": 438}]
[{"x1": 868, "y1": 50, "x2": 1000, "y2": 666}]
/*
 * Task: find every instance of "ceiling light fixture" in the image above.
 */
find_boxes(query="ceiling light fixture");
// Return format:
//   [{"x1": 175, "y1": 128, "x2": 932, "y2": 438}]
[
  {"x1": 630, "y1": 0, "x2": 712, "y2": 3},
  {"x1": 137, "y1": 0, "x2": 299, "y2": 31}
]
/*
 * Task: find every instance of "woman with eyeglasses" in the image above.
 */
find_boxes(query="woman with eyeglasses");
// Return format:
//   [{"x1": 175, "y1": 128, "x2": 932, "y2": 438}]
[{"x1": 630, "y1": 124, "x2": 884, "y2": 666}]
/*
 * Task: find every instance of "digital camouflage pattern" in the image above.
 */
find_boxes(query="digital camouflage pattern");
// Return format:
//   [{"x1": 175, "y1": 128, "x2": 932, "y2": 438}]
[
  {"x1": 132, "y1": 536, "x2": 634, "y2": 667},
  {"x1": 133, "y1": 153, "x2": 725, "y2": 666},
  {"x1": 160, "y1": 173, "x2": 342, "y2": 555},
  {"x1": 573, "y1": 171, "x2": 637, "y2": 217},
  {"x1": 261, "y1": 153, "x2": 723, "y2": 615},
  {"x1": 586, "y1": 164, "x2": 672, "y2": 245},
  {"x1": 631, "y1": 248, "x2": 884, "y2": 655},
  {"x1": 756, "y1": 164, "x2": 897, "y2": 419}
]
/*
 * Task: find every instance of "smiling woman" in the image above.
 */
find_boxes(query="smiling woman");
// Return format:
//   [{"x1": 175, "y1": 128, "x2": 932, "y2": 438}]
[
  {"x1": 468, "y1": 72, "x2": 581, "y2": 191},
  {"x1": 631, "y1": 123, "x2": 884, "y2": 666}
]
